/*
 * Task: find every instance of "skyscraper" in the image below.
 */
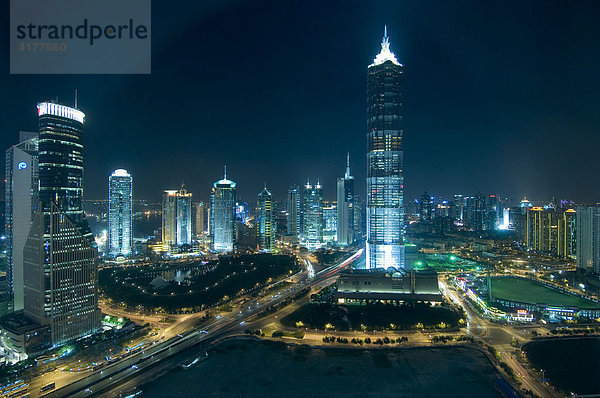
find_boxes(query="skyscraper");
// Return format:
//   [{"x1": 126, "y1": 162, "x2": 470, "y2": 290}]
[
  {"x1": 5, "y1": 131, "x2": 39, "y2": 311},
  {"x1": 195, "y1": 202, "x2": 206, "y2": 236},
  {"x1": 419, "y1": 191, "x2": 432, "y2": 223},
  {"x1": 525, "y1": 207, "x2": 554, "y2": 253},
  {"x1": 301, "y1": 180, "x2": 323, "y2": 251},
  {"x1": 287, "y1": 185, "x2": 301, "y2": 241},
  {"x1": 162, "y1": 185, "x2": 193, "y2": 248},
  {"x1": 336, "y1": 153, "x2": 354, "y2": 246},
  {"x1": 108, "y1": 169, "x2": 133, "y2": 257},
  {"x1": 210, "y1": 169, "x2": 237, "y2": 253},
  {"x1": 323, "y1": 201, "x2": 338, "y2": 244},
  {"x1": 576, "y1": 206, "x2": 600, "y2": 273},
  {"x1": 486, "y1": 194, "x2": 501, "y2": 230},
  {"x1": 472, "y1": 191, "x2": 487, "y2": 232},
  {"x1": 557, "y1": 209, "x2": 576, "y2": 259},
  {"x1": 366, "y1": 27, "x2": 405, "y2": 269},
  {"x1": 24, "y1": 101, "x2": 100, "y2": 345},
  {"x1": 257, "y1": 186, "x2": 274, "y2": 252},
  {"x1": 37, "y1": 102, "x2": 86, "y2": 225},
  {"x1": 454, "y1": 194, "x2": 465, "y2": 222}
]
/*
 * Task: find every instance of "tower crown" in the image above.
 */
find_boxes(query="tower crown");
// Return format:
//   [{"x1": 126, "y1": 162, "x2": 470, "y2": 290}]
[{"x1": 370, "y1": 25, "x2": 401, "y2": 67}]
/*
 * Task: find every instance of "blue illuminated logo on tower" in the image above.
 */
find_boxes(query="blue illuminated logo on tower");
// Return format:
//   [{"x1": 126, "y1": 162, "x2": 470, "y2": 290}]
[{"x1": 17, "y1": 161, "x2": 27, "y2": 170}]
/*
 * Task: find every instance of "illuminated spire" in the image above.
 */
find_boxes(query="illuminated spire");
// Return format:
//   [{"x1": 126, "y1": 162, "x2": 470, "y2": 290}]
[
  {"x1": 224, "y1": 165, "x2": 227, "y2": 179},
  {"x1": 370, "y1": 25, "x2": 400, "y2": 67},
  {"x1": 345, "y1": 152, "x2": 351, "y2": 179}
]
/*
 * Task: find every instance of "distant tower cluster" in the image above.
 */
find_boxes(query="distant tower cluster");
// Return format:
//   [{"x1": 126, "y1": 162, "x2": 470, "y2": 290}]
[
  {"x1": 211, "y1": 168, "x2": 237, "y2": 253},
  {"x1": 108, "y1": 169, "x2": 133, "y2": 257},
  {"x1": 366, "y1": 27, "x2": 405, "y2": 269}
]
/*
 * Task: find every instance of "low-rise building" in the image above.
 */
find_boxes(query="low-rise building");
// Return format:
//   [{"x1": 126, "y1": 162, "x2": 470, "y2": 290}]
[
  {"x1": 335, "y1": 268, "x2": 442, "y2": 304},
  {"x1": 0, "y1": 311, "x2": 51, "y2": 361}
]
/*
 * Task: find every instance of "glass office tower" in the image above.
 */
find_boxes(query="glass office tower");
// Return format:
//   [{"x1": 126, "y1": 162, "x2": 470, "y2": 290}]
[
  {"x1": 108, "y1": 169, "x2": 133, "y2": 257},
  {"x1": 337, "y1": 153, "x2": 354, "y2": 246},
  {"x1": 287, "y1": 185, "x2": 301, "y2": 242},
  {"x1": 366, "y1": 28, "x2": 405, "y2": 269},
  {"x1": 24, "y1": 102, "x2": 100, "y2": 345},
  {"x1": 257, "y1": 186, "x2": 274, "y2": 252},
  {"x1": 301, "y1": 181, "x2": 323, "y2": 251},
  {"x1": 5, "y1": 131, "x2": 39, "y2": 311},
  {"x1": 210, "y1": 170, "x2": 237, "y2": 253}
]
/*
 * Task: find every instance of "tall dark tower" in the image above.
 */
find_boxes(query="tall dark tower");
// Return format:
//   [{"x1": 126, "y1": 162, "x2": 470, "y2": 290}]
[
  {"x1": 337, "y1": 153, "x2": 355, "y2": 246},
  {"x1": 37, "y1": 102, "x2": 86, "y2": 224},
  {"x1": 366, "y1": 27, "x2": 405, "y2": 269},
  {"x1": 23, "y1": 101, "x2": 100, "y2": 345}
]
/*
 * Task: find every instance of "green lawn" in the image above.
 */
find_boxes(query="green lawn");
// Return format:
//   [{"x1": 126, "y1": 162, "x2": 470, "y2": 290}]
[
  {"x1": 491, "y1": 277, "x2": 599, "y2": 309},
  {"x1": 281, "y1": 302, "x2": 465, "y2": 331}
]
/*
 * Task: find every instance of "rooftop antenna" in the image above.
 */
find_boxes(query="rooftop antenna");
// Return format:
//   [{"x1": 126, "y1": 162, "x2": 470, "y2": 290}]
[
  {"x1": 74, "y1": 89, "x2": 78, "y2": 109},
  {"x1": 224, "y1": 165, "x2": 227, "y2": 179}
]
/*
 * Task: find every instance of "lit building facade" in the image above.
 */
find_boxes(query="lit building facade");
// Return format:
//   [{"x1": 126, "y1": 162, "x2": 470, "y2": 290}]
[
  {"x1": 195, "y1": 202, "x2": 206, "y2": 236},
  {"x1": 526, "y1": 206, "x2": 577, "y2": 258},
  {"x1": 162, "y1": 186, "x2": 193, "y2": 247},
  {"x1": 335, "y1": 268, "x2": 442, "y2": 304},
  {"x1": 4, "y1": 132, "x2": 39, "y2": 312},
  {"x1": 257, "y1": 186, "x2": 274, "y2": 252},
  {"x1": 108, "y1": 169, "x2": 133, "y2": 257},
  {"x1": 366, "y1": 28, "x2": 405, "y2": 269},
  {"x1": 419, "y1": 191, "x2": 432, "y2": 222},
  {"x1": 301, "y1": 181, "x2": 323, "y2": 251},
  {"x1": 577, "y1": 206, "x2": 600, "y2": 273},
  {"x1": 557, "y1": 209, "x2": 576, "y2": 259},
  {"x1": 210, "y1": 170, "x2": 237, "y2": 253},
  {"x1": 287, "y1": 185, "x2": 301, "y2": 241},
  {"x1": 323, "y1": 201, "x2": 338, "y2": 244},
  {"x1": 336, "y1": 154, "x2": 354, "y2": 246},
  {"x1": 23, "y1": 102, "x2": 100, "y2": 345},
  {"x1": 525, "y1": 207, "x2": 554, "y2": 253}
]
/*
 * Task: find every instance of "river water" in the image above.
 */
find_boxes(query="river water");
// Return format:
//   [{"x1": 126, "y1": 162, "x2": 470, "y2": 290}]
[{"x1": 142, "y1": 339, "x2": 503, "y2": 398}]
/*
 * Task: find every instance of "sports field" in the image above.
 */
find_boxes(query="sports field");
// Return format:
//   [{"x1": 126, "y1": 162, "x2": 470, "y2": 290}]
[{"x1": 491, "y1": 277, "x2": 599, "y2": 309}]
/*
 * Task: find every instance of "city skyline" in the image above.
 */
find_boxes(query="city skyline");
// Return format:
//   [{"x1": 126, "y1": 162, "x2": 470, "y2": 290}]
[
  {"x1": 1, "y1": 3, "x2": 600, "y2": 395},
  {"x1": 2, "y1": 1, "x2": 600, "y2": 203}
]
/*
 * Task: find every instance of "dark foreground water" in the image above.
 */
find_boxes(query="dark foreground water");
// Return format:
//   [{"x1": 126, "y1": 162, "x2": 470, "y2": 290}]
[
  {"x1": 142, "y1": 339, "x2": 502, "y2": 398},
  {"x1": 524, "y1": 337, "x2": 600, "y2": 395}
]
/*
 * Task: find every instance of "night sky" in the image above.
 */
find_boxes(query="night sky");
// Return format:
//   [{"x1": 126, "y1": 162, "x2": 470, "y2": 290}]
[{"x1": 1, "y1": 1, "x2": 599, "y2": 204}]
